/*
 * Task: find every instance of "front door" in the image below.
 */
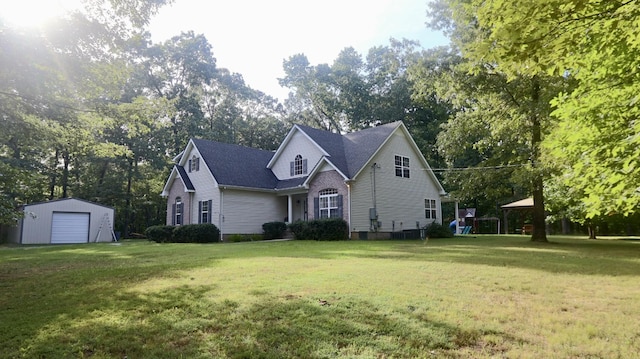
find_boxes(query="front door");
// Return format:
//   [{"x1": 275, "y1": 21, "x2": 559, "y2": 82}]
[{"x1": 302, "y1": 198, "x2": 308, "y2": 221}]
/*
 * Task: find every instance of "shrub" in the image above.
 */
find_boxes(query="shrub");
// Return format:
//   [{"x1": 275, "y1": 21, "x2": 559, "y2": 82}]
[
  {"x1": 288, "y1": 221, "x2": 313, "y2": 240},
  {"x1": 289, "y1": 218, "x2": 348, "y2": 241},
  {"x1": 262, "y1": 221, "x2": 288, "y2": 240},
  {"x1": 172, "y1": 224, "x2": 220, "y2": 243},
  {"x1": 249, "y1": 234, "x2": 264, "y2": 242},
  {"x1": 226, "y1": 234, "x2": 263, "y2": 243},
  {"x1": 423, "y1": 222, "x2": 454, "y2": 238},
  {"x1": 144, "y1": 225, "x2": 175, "y2": 243}
]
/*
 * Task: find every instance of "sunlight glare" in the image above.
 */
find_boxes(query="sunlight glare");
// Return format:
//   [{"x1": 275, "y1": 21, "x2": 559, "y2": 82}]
[{"x1": 0, "y1": 0, "x2": 82, "y2": 28}]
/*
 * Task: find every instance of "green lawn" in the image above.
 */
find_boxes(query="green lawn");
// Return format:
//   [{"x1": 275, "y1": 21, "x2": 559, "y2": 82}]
[{"x1": 1, "y1": 235, "x2": 639, "y2": 358}]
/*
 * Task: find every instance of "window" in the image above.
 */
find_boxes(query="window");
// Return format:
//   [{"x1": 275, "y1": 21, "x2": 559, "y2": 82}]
[
  {"x1": 425, "y1": 199, "x2": 437, "y2": 219},
  {"x1": 175, "y1": 197, "x2": 183, "y2": 225},
  {"x1": 290, "y1": 155, "x2": 307, "y2": 176},
  {"x1": 189, "y1": 155, "x2": 199, "y2": 172},
  {"x1": 294, "y1": 155, "x2": 303, "y2": 175},
  {"x1": 319, "y1": 188, "x2": 339, "y2": 219},
  {"x1": 200, "y1": 200, "x2": 210, "y2": 224},
  {"x1": 395, "y1": 155, "x2": 410, "y2": 178}
]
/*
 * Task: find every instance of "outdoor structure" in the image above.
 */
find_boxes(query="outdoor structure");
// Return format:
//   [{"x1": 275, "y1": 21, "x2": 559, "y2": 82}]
[
  {"x1": 162, "y1": 121, "x2": 447, "y2": 239},
  {"x1": 6, "y1": 198, "x2": 116, "y2": 244},
  {"x1": 501, "y1": 198, "x2": 534, "y2": 234}
]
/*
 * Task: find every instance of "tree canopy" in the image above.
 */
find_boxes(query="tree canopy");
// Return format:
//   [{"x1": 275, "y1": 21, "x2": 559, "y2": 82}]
[
  {"x1": 0, "y1": 1, "x2": 287, "y2": 233},
  {"x1": 430, "y1": 0, "x2": 640, "y2": 221}
]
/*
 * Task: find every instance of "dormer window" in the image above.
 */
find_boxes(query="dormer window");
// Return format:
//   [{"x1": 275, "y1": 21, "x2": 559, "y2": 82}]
[
  {"x1": 189, "y1": 155, "x2": 200, "y2": 172},
  {"x1": 290, "y1": 154, "x2": 307, "y2": 176}
]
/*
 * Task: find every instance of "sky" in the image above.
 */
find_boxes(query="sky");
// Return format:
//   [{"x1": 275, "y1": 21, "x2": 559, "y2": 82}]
[
  {"x1": 148, "y1": 0, "x2": 450, "y2": 100},
  {"x1": 1, "y1": 0, "x2": 450, "y2": 101}
]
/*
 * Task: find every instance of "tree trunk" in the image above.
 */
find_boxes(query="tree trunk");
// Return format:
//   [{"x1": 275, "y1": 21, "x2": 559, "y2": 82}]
[
  {"x1": 529, "y1": 76, "x2": 548, "y2": 242},
  {"x1": 561, "y1": 216, "x2": 571, "y2": 235},
  {"x1": 48, "y1": 149, "x2": 59, "y2": 200},
  {"x1": 122, "y1": 157, "x2": 134, "y2": 238},
  {"x1": 588, "y1": 223, "x2": 597, "y2": 239},
  {"x1": 61, "y1": 150, "x2": 70, "y2": 198}
]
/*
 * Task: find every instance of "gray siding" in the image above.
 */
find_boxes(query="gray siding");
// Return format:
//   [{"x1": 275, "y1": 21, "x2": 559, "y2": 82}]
[
  {"x1": 15, "y1": 199, "x2": 114, "y2": 244},
  {"x1": 270, "y1": 130, "x2": 325, "y2": 180},
  {"x1": 182, "y1": 147, "x2": 221, "y2": 226},
  {"x1": 350, "y1": 131, "x2": 442, "y2": 232},
  {"x1": 220, "y1": 189, "x2": 287, "y2": 234}
]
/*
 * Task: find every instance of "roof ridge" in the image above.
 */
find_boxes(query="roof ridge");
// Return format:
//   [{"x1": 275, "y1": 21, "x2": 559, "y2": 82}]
[{"x1": 191, "y1": 138, "x2": 274, "y2": 154}]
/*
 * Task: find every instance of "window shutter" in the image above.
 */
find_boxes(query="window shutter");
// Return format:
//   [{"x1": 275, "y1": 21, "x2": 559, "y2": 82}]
[
  {"x1": 178, "y1": 203, "x2": 184, "y2": 224},
  {"x1": 188, "y1": 160, "x2": 192, "y2": 173},
  {"x1": 303, "y1": 159, "x2": 308, "y2": 174},
  {"x1": 198, "y1": 201, "x2": 202, "y2": 224},
  {"x1": 314, "y1": 197, "x2": 319, "y2": 219},
  {"x1": 208, "y1": 200, "x2": 213, "y2": 223},
  {"x1": 290, "y1": 161, "x2": 294, "y2": 176},
  {"x1": 196, "y1": 158, "x2": 200, "y2": 171},
  {"x1": 337, "y1": 195, "x2": 343, "y2": 218},
  {"x1": 171, "y1": 204, "x2": 176, "y2": 225}
]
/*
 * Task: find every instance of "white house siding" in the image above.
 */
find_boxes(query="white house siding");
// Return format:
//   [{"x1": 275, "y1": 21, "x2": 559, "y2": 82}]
[
  {"x1": 307, "y1": 169, "x2": 349, "y2": 223},
  {"x1": 350, "y1": 131, "x2": 442, "y2": 233},
  {"x1": 16, "y1": 199, "x2": 114, "y2": 244},
  {"x1": 165, "y1": 145, "x2": 222, "y2": 227},
  {"x1": 220, "y1": 189, "x2": 286, "y2": 235},
  {"x1": 270, "y1": 130, "x2": 326, "y2": 180},
  {"x1": 183, "y1": 146, "x2": 221, "y2": 226}
]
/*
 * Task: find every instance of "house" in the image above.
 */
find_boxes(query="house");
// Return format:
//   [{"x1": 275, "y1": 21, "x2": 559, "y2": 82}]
[
  {"x1": 6, "y1": 198, "x2": 116, "y2": 244},
  {"x1": 161, "y1": 121, "x2": 447, "y2": 239}
]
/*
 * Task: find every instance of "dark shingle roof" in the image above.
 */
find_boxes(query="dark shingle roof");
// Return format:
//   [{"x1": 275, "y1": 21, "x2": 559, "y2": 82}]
[
  {"x1": 275, "y1": 177, "x2": 307, "y2": 190},
  {"x1": 192, "y1": 139, "x2": 278, "y2": 189},
  {"x1": 297, "y1": 121, "x2": 400, "y2": 177},
  {"x1": 191, "y1": 122, "x2": 400, "y2": 189},
  {"x1": 294, "y1": 125, "x2": 350, "y2": 176},
  {"x1": 176, "y1": 165, "x2": 195, "y2": 191},
  {"x1": 342, "y1": 122, "x2": 399, "y2": 177}
]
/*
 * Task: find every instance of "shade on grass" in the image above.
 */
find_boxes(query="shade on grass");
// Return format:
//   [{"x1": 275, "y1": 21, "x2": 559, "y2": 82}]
[{"x1": 1, "y1": 235, "x2": 639, "y2": 358}]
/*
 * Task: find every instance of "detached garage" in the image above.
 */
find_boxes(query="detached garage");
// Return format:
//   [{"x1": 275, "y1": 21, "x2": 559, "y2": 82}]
[{"x1": 8, "y1": 198, "x2": 116, "y2": 244}]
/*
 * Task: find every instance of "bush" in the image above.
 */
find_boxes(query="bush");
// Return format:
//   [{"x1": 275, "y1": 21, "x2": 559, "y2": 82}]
[
  {"x1": 144, "y1": 225, "x2": 175, "y2": 243},
  {"x1": 172, "y1": 224, "x2": 220, "y2": 243},
  {"x1": 262, "y1": 221, "x2": 288, "y2": 240},
  {"x1": 288, "y1": 221, "x2": 313, "y2": 240},
  {"x1": 226, "y1": 234, "x2": 263, "y2": 243},
  {"x1": 289, "y1": 218, "x2": 348, "y2": 241},
  {"x1": 423, "y1": 222, "x2": 454, "y2": 238}
]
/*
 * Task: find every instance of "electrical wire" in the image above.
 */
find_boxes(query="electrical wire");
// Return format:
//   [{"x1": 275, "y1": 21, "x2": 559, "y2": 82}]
[{"x1": 429, "y1": 163, "x2": 529, "y2": 172}]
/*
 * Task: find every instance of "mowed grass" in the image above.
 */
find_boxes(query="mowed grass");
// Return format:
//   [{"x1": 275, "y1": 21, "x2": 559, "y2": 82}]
[{"x1": 1, "y1": 236, "x2": 640, "y2": 358}]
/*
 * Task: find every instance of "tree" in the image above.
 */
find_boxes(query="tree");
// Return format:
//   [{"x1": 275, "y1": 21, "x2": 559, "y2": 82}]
[
  {"x1": 280, "y1": 39, "x2": 451, "y2": 166},
  {"x1": 0, "y1": 0, "x2": 170, "y2": 227},
  {"x1": 427, "y1": 1, "x2": 585, "y2": 241},
  {"x1": 410, "y1": 47, "x2": 569, "y2": 228},
  {"x1": 432, "y1": 0, "x2": 640, "y2": 222}
]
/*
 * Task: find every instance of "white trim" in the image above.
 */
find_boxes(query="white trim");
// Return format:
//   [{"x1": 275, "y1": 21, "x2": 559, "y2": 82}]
[
  {"x1": 302, "y1": 156, "x2": 349, "y2": 188},
  {"x1": 347, "y1": 182, "x2": 352, "y2": 238},
  {"x1": 394, "y1": 154, "x2": 411, "y2": 178},
  {"x1": 266, "y1": 125, "x2": 329, "y2": 169},
  {"x1": 351, "y1": 122, "x2": 446, "y2": 195},
  {"x1": 160, "y1": 166, "x2": 196, "y2": 197}
]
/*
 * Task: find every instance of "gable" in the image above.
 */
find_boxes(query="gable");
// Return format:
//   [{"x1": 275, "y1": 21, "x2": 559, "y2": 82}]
[
  {"x1": 362, "y1": 124, "x2": 446, "y2": 195},
  {"x1": 161, "y1": 121, "x2": 445, "y2": 195},
  {"x1": 161, "y1": 166, "x2": 195, "y2": 197},
  {"x1": 268, "y1": 128, "x2": 327, "y2": 180}
]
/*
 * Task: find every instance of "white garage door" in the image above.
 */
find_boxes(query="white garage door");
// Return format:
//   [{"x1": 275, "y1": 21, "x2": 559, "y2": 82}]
[{"x1": 51, "y1": 212, "x2": 90, "y2": 244}]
